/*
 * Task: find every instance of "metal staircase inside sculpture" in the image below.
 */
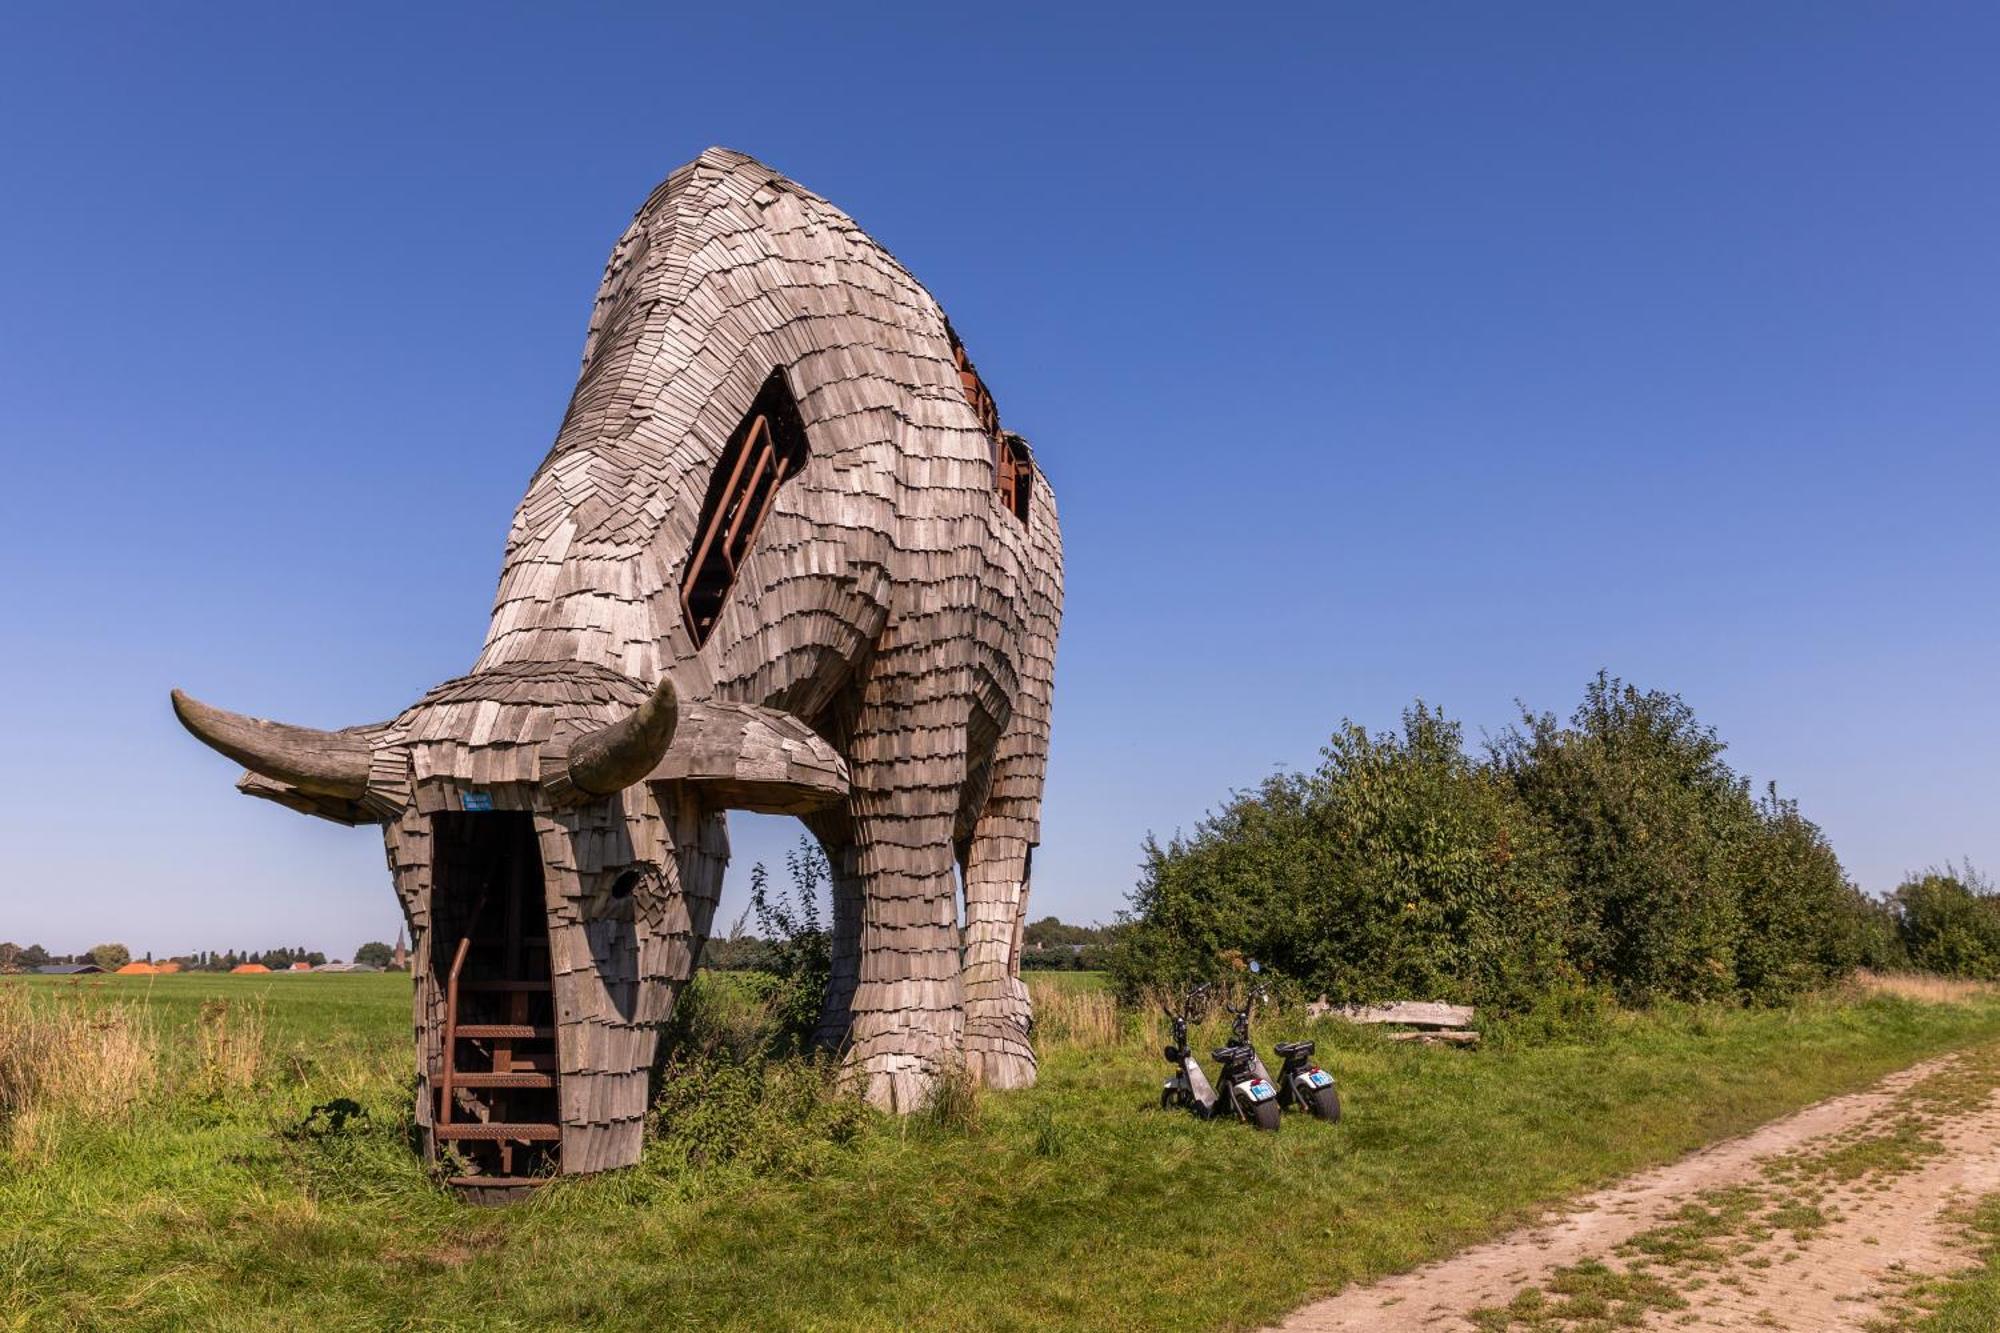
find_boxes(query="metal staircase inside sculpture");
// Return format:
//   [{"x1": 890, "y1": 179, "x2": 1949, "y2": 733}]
[{"x1": 171, "y1": 148, "x2": 1063, "y2": 1195}]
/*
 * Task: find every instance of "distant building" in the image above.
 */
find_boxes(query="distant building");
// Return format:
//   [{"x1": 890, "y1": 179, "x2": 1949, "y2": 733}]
[
  {"x1": 288, "y1": 962, "x2": 313, "y2": 971},
  {"x1": 35, "y1": 963, "x2": 102, "y2": 975},
  {"x1": 391, "y1": 927, "x2": 407, "y2": 971},
  {"x1": 313, "y1": 961, "x2": 381, "y2": 973}
]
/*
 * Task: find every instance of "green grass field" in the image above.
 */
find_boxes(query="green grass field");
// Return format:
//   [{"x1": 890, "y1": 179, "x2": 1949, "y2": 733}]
[{"x1": 6, "y1": 972, "x2": 2000, "y2": 1331}]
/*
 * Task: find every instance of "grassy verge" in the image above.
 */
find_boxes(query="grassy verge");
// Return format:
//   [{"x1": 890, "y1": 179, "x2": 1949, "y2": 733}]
[{"x1": 4, "y1": 974, "x2": 2000, "y2": 1330}]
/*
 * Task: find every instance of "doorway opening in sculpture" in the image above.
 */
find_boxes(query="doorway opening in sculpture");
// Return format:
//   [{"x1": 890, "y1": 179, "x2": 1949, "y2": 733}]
[
  {"x1": 428, "y1": 811, "x2": 561, "y2": 1185},
  {"x1": 680, "y1": 368, "x2": 811, "y2": 648}
]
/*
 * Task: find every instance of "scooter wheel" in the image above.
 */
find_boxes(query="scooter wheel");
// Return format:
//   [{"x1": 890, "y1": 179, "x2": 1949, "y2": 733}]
[
  {"x1": 1310, "y1": 1085, "x2": 1341, "y2": 1123},
  {"x1": 1160, "y1": 1087, "x2": 1178, "y2": 1112},
  {"x1": 1250, "y1": 1099, "x2": 1281, "y2": 1132}
]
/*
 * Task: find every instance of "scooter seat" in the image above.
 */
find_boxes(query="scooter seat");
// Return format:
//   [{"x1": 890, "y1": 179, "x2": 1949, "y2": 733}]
[{"x1": 1274, "y1": 1040, "x2": 1314, "y2": 1057}]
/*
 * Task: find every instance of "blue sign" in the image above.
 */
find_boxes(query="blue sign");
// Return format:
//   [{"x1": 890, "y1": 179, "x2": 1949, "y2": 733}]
[{"x1": 461, "y1": 792, "x2": 493, "y2": 812}]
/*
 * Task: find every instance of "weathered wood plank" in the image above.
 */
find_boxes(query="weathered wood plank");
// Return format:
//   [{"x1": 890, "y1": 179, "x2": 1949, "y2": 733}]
[{"x1": 1314, "y1": 1000, "x2": 1478, "y2": 1029}]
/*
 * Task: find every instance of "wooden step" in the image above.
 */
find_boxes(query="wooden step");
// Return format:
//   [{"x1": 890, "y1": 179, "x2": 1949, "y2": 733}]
[
  {"x1": 454, "y1": 1024, "x2": 553, "y2": 1040},
  {"x1": 432, "y1": 1121, "x2": 560, "y2": 1142},
  {"x1": 460, "y1": 979, "x2": 551, "y2": 993},
  {"x1": 436, "y1": 1071, "x2": 554, "y2": 1090}
]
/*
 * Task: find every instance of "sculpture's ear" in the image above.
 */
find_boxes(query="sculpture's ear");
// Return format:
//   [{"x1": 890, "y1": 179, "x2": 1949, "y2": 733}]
[{"x1": 646, "y1": 700, "x2": 847, "y2": 814}]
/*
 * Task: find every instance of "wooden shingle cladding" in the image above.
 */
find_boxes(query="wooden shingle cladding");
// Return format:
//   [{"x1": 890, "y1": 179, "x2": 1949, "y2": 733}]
[{"x1": 176, "y1": 146, "x2": 1063, "y2": 1177}]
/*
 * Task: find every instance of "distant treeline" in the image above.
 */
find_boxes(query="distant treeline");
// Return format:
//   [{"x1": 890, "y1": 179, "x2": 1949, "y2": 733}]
[
  {"x1": 0, "y1": 943, "x2": 405, "y2": 972},
  {"x1": 702, "y1": 842, "x2": 1115, "y2": 977},
  {"x1": 1112, "y1": 673, "x2": 1986, "y2": 1010}
]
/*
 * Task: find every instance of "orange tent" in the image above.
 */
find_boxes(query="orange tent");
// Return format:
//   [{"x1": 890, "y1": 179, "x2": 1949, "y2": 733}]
[
  {"x1": 155, "y1": 962, "x2": 182, "y2": 973},
  {"x1": 114, "y1": 962, "x2": 159, "y2": 975},
  {"x1": 230, "y1": 963, "x2": 270, "y2": 974}
]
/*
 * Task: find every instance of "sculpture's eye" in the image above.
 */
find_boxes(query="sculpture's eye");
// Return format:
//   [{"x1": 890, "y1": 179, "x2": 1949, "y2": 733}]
[{"x1": 680, "y1": 368, "x2": 809, "y2": 648}]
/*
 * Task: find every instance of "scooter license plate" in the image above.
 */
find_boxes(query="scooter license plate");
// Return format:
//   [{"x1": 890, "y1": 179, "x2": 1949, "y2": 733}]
[
  {"x1": 1303, "y1": 1068, "x2": 1334, "y2": 1089},
  {"x1": 1240, "y1": 1078, "x2": 1276, "y2": 1103}
]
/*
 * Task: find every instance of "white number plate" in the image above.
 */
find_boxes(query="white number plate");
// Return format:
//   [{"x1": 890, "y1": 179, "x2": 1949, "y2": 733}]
[
  {"x1": 1303, "y1": 1068, "x2": 1334, "y2": 1089},
  {"x1": 1240, "y1": 1078, "x2": 1276, "y2": 1103}
]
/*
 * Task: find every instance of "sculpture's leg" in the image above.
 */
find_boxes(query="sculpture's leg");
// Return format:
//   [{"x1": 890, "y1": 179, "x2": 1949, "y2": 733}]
[
  {"x1": 960, "y1": 721, "x2": 1048, "y2": 1089},
  {"x1": 804, "y1": 807, "x2": 863, "y2": 1051},
  {"x1": 655, "y1": 792, "x2": 730, "y2": 1014},
  {"x1": 843, "y1": 693, "x2": 970, "y2": 1111}
]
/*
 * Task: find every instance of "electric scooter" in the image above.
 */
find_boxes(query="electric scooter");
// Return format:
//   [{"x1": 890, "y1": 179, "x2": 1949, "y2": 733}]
[
  {"x1": 1233, "y1": 962, "x2": 1340, "y2": 1121},
  {"x1": 1273, "y1": 1039, "x2": 1341, "y2": 1121},
  {"x1": 1223, "y1": 969, "x2": 1277, "y2": 1087},
  {"x1": 1211, "y1": 1037, "x2": 1281, "y2": 1130},
  {"x1": 1159, "y1": 984, "x2": 1221, "y2": 1118}
]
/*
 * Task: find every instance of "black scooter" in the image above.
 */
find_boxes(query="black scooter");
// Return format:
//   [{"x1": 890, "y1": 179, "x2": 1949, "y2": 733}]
[
  {"x1": 1211, "y1": 1036, "x2": 1281, "y2": 1130},
  {"x1": 1273, "y1": 1039, "x2": 1341, "y2": 1121},
  {"x1": 1159, "y1": 984, "x2": 1221, "y2": 1118},
  {"x1": 1232, "y1": 963, "x2": 1340, "y2": 1122}
]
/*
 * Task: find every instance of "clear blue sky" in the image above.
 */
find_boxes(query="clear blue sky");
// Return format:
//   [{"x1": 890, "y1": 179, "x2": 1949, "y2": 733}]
[{"x1": 2, "y1": 4, "x2": 1994, "y2": 958}]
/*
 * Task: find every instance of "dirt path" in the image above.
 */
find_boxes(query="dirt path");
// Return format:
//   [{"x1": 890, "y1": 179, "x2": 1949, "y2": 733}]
[{"x1": 1276, "y1": 1045, "x2": 2000, "y2": 1331}]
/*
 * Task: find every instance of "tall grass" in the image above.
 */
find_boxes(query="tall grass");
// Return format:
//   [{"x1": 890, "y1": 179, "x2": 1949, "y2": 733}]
[
  {"x1": 1028, "y1": 977, "x2": 1125, "y2": 1050},
  {"x1": 1854, "y1": 970, "x2": 1999, "y2": 1005},
  {"x1": 191, "y1": 996, "x2": 266, "y2": 1097},
  {"x1": 0, "y1": 983, "x2": 157, "y2": 1160}
]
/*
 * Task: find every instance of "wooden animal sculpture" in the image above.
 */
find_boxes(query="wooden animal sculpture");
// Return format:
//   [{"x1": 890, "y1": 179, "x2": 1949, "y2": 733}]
[{"x1": 173, "y1": 148, "x2": 1062, "y2": 1193}]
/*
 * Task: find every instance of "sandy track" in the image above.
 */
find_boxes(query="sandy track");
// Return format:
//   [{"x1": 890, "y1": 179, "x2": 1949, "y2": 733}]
[{"x1": 1275, "y1": 1048, "x2": 2000, "y2": 1331}]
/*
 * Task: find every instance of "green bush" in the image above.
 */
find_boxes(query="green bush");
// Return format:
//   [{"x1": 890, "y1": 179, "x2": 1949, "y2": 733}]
[
  {"x1": 1115, "y1": 674, "x2": 1910, "y2": 1012},
  {"x1": 1112, "y1": 703, "x2": 1573, "y2": 1010},
  {"x1": 1492, "y1": 674, "x2": 1755, "y2": 1004},
  {"x1": 1892, "y1": 865, "x2": 2000, "y2": 979},
  {"x1": 1726, "y1": 786, "x2": 1872, "y2": 1004},
  {"x1": 647, "y1": 1050, "x2": 866, "y2": 1179}
]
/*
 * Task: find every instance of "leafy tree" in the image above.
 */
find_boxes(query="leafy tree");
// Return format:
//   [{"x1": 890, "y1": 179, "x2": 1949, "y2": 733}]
[
  {"x1": 1113, "y1": 702, "x2": 1573, "y2": 1010},
  {"x1": 1726, "y1": 785, "x2": 1870, "y2": 1003},
  {"x1": 0, "y1": 942, "x2": 21, "y2": 973},
  {"x1": 1114, "y1": 675, "x2": 1899, "y2": 1010},
  {"x1": 1492, "y1": 674, "x2": 1754, "y2": 1004},
  {"x1": 88, "y1": 942, "x2": 131, "y2": 971},
  {"x1": 1892, "y1": 865, "x2": 2000, "y2": 978},
  {"x1": 20, "y1": 944, "x2": 50, "y2": 970},
  {"x1": 353, "y1": 941, "x2": 394, "y2": 969}
]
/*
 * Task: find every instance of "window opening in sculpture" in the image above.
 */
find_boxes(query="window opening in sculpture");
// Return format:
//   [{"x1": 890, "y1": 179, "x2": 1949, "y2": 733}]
[
  {"x1": 946, "y1": 322, "x2": 1031, "y2": 525},
  {"x1": 680, "y1": 369, "x2": 810, "y2": 649}
]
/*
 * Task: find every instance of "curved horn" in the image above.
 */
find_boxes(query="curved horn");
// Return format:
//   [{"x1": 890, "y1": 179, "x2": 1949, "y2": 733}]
[
  {"x1": 170, "y1": 689, "x2": 374, "y2": 799},
  {"x1": 567, "y1": 677, "x2": 680, "y2": 796}
]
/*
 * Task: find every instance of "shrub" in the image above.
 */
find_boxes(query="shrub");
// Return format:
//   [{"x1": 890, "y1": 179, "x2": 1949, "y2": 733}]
[
  {"x1": 647, "y1": 1049, "x2": 867, "y2": 1179},
  {"x1": 1726, "y1": 786, "x2": 1871, "y2": 1004},
  {"x1": 1892, "y1": 864, "x2": 2000, "y2": 979},
  {"x1": 1112, "y1": 702, "x2": 1573, "y2": 1010},
  {"x1": 745, "y1": 838, "x2": 832, "y2": 1056},
  {"x1": 1492, "y1": 674, "x2": 1758, "y2": 1004},
  {"x1": 1115, "y1": 674, "x2": 1913, "y2": 1011}
]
